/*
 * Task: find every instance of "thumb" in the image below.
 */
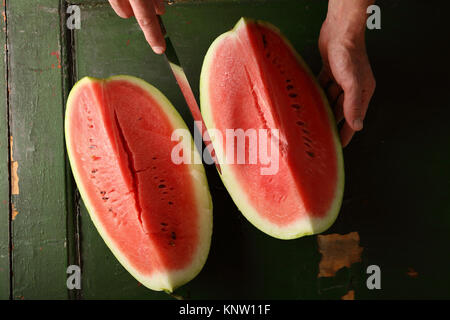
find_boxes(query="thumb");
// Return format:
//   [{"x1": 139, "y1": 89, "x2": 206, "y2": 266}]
[{"x1": 341, "y1": 77, "x2": 367, "y2": 131}]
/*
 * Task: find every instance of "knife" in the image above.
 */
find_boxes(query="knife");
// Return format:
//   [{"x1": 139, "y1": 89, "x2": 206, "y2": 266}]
[{"x1": 157, "y1": 15, "x2": 222, "y2": 174}]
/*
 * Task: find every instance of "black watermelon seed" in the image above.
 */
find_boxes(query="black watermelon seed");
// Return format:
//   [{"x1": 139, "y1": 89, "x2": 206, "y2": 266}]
[{"x1": 262, "y1": 34, "x2": 267, "y2": 48}]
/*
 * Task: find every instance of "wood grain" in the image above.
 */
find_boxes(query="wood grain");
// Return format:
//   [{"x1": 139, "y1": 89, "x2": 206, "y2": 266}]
[
  {"x1": 6, "y1": 0, "x2": 69, "y2": 299},
  {"x1": 0, "y1": 0, "x2": 10, "y2": 300}
]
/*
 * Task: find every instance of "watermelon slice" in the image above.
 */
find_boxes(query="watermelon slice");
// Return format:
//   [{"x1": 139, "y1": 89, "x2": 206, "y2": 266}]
[
  {"x1": 65, "y1": 76, "x2": 212, "y2": 292},
  {"x1": 200, "y1": 18, "x2": 344, "y2": 239}
]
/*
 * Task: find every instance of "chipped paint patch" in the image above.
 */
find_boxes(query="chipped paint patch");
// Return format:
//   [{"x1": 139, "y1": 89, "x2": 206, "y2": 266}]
[
  {"x1": 50, "y1": 51, "x2": 61, "y2": 69},
  {"x1": 406, "y1": 267, "x2": 419, "y2": 278},
  {"x1": 317, "y1": 232, "x2": 363, "y2": 278},
  {"x1": 11, "y1": 203, "x2": 18, "y2": 220},
  {"x1": 341, "y1": 290, "x2": 355, "y2": 300},
  {"x1": 10, "y1": 136, "x2": 19, "y2": 195}
]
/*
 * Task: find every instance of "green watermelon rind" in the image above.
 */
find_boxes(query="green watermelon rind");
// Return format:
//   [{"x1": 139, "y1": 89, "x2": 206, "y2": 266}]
[
  {"x1": 200, "y1": 17, "x2": 344, "y2": 240},
  {"x1": 65, "y1": 76, "x2": 213, "y2": 292}
]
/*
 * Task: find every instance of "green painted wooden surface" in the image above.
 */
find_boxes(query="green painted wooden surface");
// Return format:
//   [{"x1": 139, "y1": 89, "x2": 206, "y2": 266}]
[
  {"x1": 0, "y1": 0, "x2": 449, "y2": 299},
  {"x1": 6, "y1": 0, "x2": 69, "y2": 299},
  {"x1": 0, "y1": 0, "x2": 10, "y2": 300}
]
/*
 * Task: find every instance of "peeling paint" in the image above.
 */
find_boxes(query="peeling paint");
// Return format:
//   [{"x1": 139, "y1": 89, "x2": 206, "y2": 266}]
[
  {"x1": 38, "y1": 6, "x2": 58, "y2": 14},
  {"x1": 10, "y1": 136, "x2": 19, "y2": 195},
  {"x1": 407, "y1": 267, "x2": 419, "y2": 278},
  {"x1": 11, "y1": 203, "x2": 18, "y2": 220},
  {"x1": 341, "y1": 290, "x2": 355, "y2": 300},
  {"x1": 317, "y1": 232, "x2": 363, "y2": 278},
  {"x1": 50, "y1": 51, "x2": 61, "y2": 69}
]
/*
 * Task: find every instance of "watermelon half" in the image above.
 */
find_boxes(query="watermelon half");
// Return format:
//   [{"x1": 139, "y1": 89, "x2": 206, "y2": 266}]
[
  {"x1": 200, "y1": 18, "x2": 344, "y2": 239},
  {"x1": 65, "y1": 76, "x2": 212, "y2": 292}
]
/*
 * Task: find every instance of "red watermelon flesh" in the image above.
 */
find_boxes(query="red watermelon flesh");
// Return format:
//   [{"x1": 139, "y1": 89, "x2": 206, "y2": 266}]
[
  {"x1": 65, "y1": 76, "x2": 212, "y2": 291},
  {"x1": 200, "y1": 18, "x2": 344, "y2": 239}
]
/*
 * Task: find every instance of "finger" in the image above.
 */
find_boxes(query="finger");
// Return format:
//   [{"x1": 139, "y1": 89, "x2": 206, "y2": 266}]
[
  {"x1": 109, "y1": 0, "x2": 134, "y2": 18},
  {"x1": 153, "y1": 0, "x2": 166, "y2": 15},
  {"x1": 340, "y1": 121, "x2": 356, "y2": 147},
  {"x1": 333, "y1": 93, "x2": 345, "y2": 123},
  {"x1": 326, "y1": 82, "x2": 342, "y2": 105},
  {"x1": 129, "y1": 0, "x2": 166, "y2": 54},
  {"x1": 341, "y1": 78, "x2": 365, "y2": 131}
]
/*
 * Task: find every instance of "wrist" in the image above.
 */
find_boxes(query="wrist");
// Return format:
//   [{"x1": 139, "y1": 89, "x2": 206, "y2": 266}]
[{"x1": 325, "y1": 0, "x2": 373, "y2": 44}]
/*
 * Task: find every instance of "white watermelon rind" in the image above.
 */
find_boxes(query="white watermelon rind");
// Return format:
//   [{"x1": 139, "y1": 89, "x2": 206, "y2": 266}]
[
  {"x1": 200, "y1": 17, "x2": 344, "y2": 240},
  {"x1": 65, "y1": 76, "x2": 213, "y2": 292}
]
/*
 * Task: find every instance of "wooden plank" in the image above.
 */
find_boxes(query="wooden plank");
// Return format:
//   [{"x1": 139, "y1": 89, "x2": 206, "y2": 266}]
[
  {"x1": 61, "y1": 0, "x2": 82, "y2": 300},
  {"x1": 72, "y1": 1, "x2": 191, "y2": 299},
  {"x1": 6, "y1": 0, "x2": 69, "y2": 299},
  {"x1": 0, "y1": 0, "x2": 10, "y2": 300}
]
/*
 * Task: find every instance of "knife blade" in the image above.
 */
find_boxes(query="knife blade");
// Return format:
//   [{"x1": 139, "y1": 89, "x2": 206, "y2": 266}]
[{"x1": 157, "y1": 15, "x2": 222, "y2": 174}]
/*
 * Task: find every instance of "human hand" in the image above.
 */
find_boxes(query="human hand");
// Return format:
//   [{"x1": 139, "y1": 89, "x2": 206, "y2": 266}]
[
  {"x1": 318, "y1": 0, "x2": 376, "y2": 147},
  {"x1": 108, "y1": 0, "x2": 166, "y2": 54}
]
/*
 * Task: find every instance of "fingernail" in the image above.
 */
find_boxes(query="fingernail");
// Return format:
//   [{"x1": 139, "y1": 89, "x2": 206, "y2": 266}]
[
  {"x1": 153, "y1": 46, "x2": 165, "y2": 55},
  {"x1": 353, "y1": 119, "x2": 363, "y2": 131}
]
